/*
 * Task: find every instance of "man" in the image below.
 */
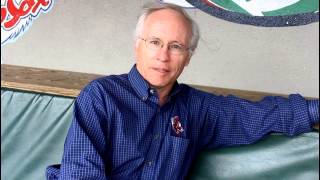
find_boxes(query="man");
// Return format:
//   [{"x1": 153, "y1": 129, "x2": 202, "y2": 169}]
[{"x1": 46, "y1": 2, "x2": 319, "y2": 180}]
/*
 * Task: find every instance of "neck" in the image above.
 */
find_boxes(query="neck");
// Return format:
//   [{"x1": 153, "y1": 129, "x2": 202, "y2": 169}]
[{"x1": 152, "y1": 83, "x2": 174, "y2": 106}]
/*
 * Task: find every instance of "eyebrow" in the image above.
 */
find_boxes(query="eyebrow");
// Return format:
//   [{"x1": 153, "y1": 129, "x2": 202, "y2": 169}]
[{"x1": 149, "y1": 36, "x2": 161, "y2": 40}]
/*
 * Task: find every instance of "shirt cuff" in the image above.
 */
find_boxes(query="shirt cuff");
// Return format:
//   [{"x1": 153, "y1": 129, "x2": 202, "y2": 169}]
[{"x1": 307, "y1": 99, "x2": 319, "y2": 124}]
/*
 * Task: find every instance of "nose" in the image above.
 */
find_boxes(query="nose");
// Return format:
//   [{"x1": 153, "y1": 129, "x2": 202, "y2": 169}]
[{"x1": 156, "y1": 45, "x2": 170, "y2": 62}]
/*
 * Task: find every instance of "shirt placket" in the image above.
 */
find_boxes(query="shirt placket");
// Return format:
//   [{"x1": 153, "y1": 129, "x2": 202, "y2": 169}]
[{"x1": 140, "y1": 91, "x2": 166, "y2": 179}]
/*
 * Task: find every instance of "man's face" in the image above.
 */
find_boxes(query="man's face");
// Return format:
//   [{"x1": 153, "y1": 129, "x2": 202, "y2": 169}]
[{"x1": 135, "y1": 9, "x2": 192, "y2": 90}]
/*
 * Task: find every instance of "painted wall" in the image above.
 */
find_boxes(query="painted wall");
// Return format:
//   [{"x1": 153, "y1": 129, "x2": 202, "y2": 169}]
[{"x1": 1, "y1": 0, "x2": 319, "y2": 97}]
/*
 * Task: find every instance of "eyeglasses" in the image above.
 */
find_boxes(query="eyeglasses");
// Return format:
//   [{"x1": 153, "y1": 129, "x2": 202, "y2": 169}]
[{"x1": 139, "y1": 37, "x2": 190, "y2": 55}]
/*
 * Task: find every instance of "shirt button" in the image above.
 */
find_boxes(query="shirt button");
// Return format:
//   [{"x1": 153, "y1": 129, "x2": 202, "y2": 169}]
[
  {"x1": 142, "y1": 96, "x2": 147, "y2": 101},
  {"x1": 149, "y1": 89, "x2": 156, "y2": 94},
  {"x1": 146, "y1": 161, "x2": 153, "y2": 166},
  {"x1": 154, "y1": 134, "x2": 160, "y2": 140}
]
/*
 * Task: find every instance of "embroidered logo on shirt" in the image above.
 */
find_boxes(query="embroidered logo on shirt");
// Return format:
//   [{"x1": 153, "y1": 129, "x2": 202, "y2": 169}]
[{"x1": 171, "y1": 116, "x2": 184, "y2": 135}]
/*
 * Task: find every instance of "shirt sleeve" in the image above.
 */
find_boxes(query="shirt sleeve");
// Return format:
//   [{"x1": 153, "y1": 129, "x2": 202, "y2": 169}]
[
  {"x1": 201, "y1": 94, "x2": 316, "y2": 149},
  {"x1": 307, "y1": 99, "x2": 319, "y2": 125},
  {"x1": 58, "y1": 82, "x2": 109, "y2": 179}
]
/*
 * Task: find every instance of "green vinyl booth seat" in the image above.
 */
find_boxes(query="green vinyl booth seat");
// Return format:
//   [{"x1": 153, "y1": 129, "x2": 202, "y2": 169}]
[{"x1": 1, "y1": 88, "x2": 319, "y2": 180}]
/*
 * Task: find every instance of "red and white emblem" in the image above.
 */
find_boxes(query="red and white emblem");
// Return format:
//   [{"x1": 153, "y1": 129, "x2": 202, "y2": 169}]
[
  {"x1": 1, "y1": 0, "x2": 54, "y2": 46},
  {"x1": 171, "y1": 116, "x2": 184, "y2": 135}
]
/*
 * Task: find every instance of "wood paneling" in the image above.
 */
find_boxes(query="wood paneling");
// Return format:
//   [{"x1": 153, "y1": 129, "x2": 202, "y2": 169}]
[
  {"x1": 0, "y1": 64, "x2": 294, "y2": 100},
  {"x1": 1, "y1": 64, "x2": 103, "y2": 97}
]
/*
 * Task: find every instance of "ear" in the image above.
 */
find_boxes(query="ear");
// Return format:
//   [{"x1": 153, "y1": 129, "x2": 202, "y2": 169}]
[
  {"x1": 134, "y1": 40, "x2": 140, "y2": 60},
  {"x1": 134, "y1": 39, "x2": 139, "y2": 51},
  {"x1": 184, "y1": 51, "x2": 193, "y2": 66},
  {"x1": 184, "y1": 56, "x2": 191, "y2": 67},
  {"x1": 135, "y1": 39, "x2": 140, "y2": 49}
]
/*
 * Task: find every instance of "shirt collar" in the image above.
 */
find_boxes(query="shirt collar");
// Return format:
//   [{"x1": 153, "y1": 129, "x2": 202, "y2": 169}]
[
  {"x1": 128, "y1": 65, "x2": 182, "y2": 100},
  {"x1": 128, "y1": 65, "x2": 149, "y2": 100},
  {"x1": 169, "y1": 81, "x2": 182, "y2": 98}
]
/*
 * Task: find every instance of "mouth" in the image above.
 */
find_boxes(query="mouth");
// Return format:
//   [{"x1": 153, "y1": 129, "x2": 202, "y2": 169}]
[{"x1": 151, "y1": 67, "x2": 170, "y2": 74}]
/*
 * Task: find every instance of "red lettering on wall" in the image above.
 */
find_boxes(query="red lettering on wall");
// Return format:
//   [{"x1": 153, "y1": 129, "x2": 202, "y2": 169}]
[{"x1": 1, "y1": 0, "x2": 51, "y2": 29}]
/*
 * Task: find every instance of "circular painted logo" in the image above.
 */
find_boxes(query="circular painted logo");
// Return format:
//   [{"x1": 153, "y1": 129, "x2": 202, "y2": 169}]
[{"x1": 164, "y1": 0, "x2": 319, "y2": 26}]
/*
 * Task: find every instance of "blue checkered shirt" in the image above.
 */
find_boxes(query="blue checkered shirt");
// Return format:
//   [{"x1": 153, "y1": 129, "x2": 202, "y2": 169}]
[{"x1": 46, "y1": 65, "x2": 319, "y2": 180}]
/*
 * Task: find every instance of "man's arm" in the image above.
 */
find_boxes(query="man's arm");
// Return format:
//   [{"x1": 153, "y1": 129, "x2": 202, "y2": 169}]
[
  {"x1": 309, "y1": 99, "x2": 319, "y2": 130},
  {"x1": 200, "y1": 94, "x2": 319, "y2": 149},
  {"x1": 58, "y1": 82, "x2": 109, "y2": 179}
]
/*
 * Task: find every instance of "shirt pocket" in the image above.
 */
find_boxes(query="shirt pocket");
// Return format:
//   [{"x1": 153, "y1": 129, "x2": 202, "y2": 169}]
[
  {"x1": 158, "y1": 135, "x2": 190, "y2": 179},
  {"x1": 167, "y1": 135, "x2": 190, "y2": 157}
]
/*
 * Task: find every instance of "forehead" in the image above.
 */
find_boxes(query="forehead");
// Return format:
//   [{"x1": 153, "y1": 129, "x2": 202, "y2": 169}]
[{"x1": 142, "y1": 9, "x2": 191, "y2": 44}]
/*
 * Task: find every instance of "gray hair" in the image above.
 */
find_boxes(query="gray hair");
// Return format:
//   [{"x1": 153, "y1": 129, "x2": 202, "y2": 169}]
[{"x1": 134, "y1": 2, "x2": 200, "y2": 52}]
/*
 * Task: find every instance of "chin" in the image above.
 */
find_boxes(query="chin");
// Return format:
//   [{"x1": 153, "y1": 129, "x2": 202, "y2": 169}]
[{"x1": 148, "y1": 79, "x2": 170, "y2": 88}]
